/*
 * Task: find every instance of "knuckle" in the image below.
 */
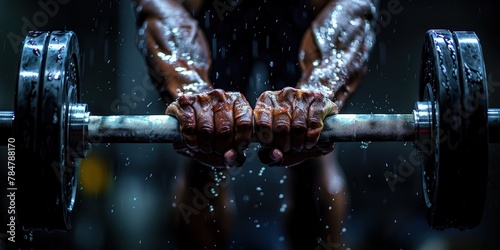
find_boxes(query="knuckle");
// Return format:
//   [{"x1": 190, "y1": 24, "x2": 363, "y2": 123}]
[
  {"x1": 308, "y1": 118, "x2": 323, "y2": 129},
  {"x1": 198, "y1": 125, "x2": 214, "y2": 136},
  {"x1": 307, "y1": 128, "x2": 322, "y2": 138},
  {"x1": 210, "y1": 89, "x2": 226, "y2": 100},
  {"x1": 291, "y1": 121, "x2": 307, "y2": 133},
  {"x1": 177, "y1": 94, "x2": 195, "y2": 106},
  {"x1": 217, "y1": 125, "x2": 233, "y2": 136},
  {"x1": 258, "y1": 90, "x2": 273, "y2": 101},
  {"x1": 312, "y1": 91, "x2": 326, "y2": 101},
  {"x1": 236, "y1": 119, "x2": 252, "y2": 131},
  {"x1": 274, "y1": 123, "x2": 290, "y2": 134},
  {"x1": 256, "y1": 119, "x2": 272, "y2": 129},
  {"x1": 181, "y1": 122, "x2": 196, "y2": 135}
]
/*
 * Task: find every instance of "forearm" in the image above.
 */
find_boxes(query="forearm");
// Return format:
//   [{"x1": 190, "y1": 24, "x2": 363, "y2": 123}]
[
  {"x1": 297, "y1": 0, "x2": 377, "y2": 109},
  {"x1": 131, "y1": 0, "x2": 212, "y2": 103}
]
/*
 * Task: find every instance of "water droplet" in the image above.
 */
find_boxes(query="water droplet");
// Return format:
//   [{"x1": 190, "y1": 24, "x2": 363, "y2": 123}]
[
  {"x1": 279, "y1": 203, "x2": 287, "y2": 213},
  {"x1": 258, "y1": 167, "x2": 266, "y2": 176},
  {"x1": 360, "y1": 141, "x2": 371, "y2": 149}
]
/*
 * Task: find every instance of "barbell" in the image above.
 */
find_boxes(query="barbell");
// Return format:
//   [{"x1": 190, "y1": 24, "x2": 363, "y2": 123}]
[{"x1": 0, "y1": 29, "x2": 498, "y2": 233}]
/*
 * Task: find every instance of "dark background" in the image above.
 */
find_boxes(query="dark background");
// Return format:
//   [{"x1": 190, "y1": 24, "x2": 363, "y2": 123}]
[{"x1": 1, "y1": 0, "x2": 500, "y2": 249}]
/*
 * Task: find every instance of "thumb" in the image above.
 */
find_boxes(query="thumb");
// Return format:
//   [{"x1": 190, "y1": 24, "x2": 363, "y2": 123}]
[{"x1": 258, "y1": 148, "x2": 284, "y2": 166}]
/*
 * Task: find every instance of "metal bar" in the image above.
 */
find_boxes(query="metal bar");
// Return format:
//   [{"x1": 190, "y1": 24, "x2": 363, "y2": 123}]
[
  {"x1": 319, "y1": 114, "x2": 415, "y2": 142},
  {"x1": 0, "y1": 111, "x2": 14, "y2": 143},
  {"x1": 88, "y1": 114, "x2": 417, "y2": 143},
  {"x1": 88, "y1": 115, "x2": 183, "y2": 143},
  {"x1": 1, "y1": 108, "x2": 498, "y2": 144}
]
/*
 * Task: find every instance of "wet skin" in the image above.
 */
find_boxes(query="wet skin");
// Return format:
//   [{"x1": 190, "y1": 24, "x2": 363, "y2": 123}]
[
  {"x1": 133, "y1": 0, "x2": 375, "y2": 167},
  {"x1": 131, "y1": 0, "x2": 377, "y2": 248},
  {"x1": 166, "y1": 89, "x2": 253, "y2": 167},
  {"x1": 254, "y1": 87, "x2": 338, "y2": 166}
]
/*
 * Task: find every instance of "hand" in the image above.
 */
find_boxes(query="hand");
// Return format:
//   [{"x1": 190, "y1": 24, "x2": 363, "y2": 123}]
[
  {"x1": 166, "y1": 89, "x2": 253, "y2": 168},
  {"x1": 254, "y1": 87, "x2": 338, "y2": 167}
]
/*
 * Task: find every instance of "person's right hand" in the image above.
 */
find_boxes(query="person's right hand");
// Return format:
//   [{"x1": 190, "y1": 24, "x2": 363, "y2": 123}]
[{"x1": 166, "y1": 89, "x2": 253, "y2": 168}]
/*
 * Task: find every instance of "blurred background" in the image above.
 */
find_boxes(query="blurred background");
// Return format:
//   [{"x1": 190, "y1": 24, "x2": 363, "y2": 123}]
[{"x1": 0, "y1": 0, "x2": 499, "y2": 249}]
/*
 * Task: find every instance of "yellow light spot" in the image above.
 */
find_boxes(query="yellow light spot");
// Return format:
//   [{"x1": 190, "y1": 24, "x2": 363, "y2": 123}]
[{"x1": 79, "y1": 155, "x2": 109, "y2": 195}]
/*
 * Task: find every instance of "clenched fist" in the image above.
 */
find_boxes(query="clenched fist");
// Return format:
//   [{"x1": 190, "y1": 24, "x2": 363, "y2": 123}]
[
  {"x1": 166, "y1": 89, "x2": 253, "y2": 168},
  {"x1": 254, "y1": 87, "x2": 338, "y2": 167}
]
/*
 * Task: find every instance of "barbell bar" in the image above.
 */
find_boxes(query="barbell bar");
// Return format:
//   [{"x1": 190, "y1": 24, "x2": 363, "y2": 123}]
[
  {"x1": 0, "y1": 29, "x2": 498, "y2": 232},
  {"x1": 1, "y1": 111, "x2": 500, "y2": 143}
]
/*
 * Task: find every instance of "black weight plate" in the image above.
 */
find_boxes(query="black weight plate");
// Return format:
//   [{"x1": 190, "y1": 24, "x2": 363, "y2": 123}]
[
  {"x1": 452, "y1": 31, "x2": 488, "y2": 229},
  {"x1": 15, "y1": 31, "x2": 52, "y2": 231},
  {"x1": 15, "y1": 31, "x2": 81, "y2": 231},
  {"x1": 418, "y1": 29, "x2": 465, "y2": 230}
]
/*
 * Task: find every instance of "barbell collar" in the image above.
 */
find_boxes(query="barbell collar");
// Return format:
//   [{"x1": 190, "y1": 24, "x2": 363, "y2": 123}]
[
  {"x1": 414, "y1": 101, "x2": 432, "y2": 144},
  {"x1": 69, "y1": 104, "x2": 91, "y2": 158}
]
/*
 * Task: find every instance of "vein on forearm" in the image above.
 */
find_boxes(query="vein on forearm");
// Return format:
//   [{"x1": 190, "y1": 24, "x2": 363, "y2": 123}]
[
  {"x1": 297, "y1": 0, "x2": 377, "y2": 108},
  {"x1": 132, "y1": 0, "x2": 212, "y2": 103}
]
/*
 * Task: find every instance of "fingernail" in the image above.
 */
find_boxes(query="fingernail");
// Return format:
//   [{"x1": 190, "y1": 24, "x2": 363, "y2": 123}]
[
  {"x1": 224, "y1": 149, "x2": 237, "y2": 164},
  {"x1": 270, "y1": 148, "x2": 283, "y2": 162}
]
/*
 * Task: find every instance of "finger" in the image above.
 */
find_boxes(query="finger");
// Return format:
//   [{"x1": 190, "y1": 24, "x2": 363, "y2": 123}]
[
  {"x1": 213, "y1": 90, "x2": 234, "y2": 154},
  {"x1": 166, "y1": 95, "x2": 199, "y2": 151},
  {"x1": 258, "y1": 148, "x2": 283, "y2": 166},
  {"x1": 291, "y1": 91, "x2": 313, "y2": 151},
  {"x1": 254, "y1": 92, "x2": 274, "y2": 147},
  {"x1": 193, "y1": 93, "x2": 214, "y2": 154},
  {"x1": 273, "y1": 88, "x2": 293, "y2": 152},
  {"x1": 224, "y1": 149, "x2": 246, "y2": 168},
  {"x1": 224, "y1": 149, "x2": 237, "y2": 166},
  {"x1": 306, "y1": 95, "x2": 326, "y2": 150},
  {"x1": 232, "y1": 92, "x2": 253, "y2": 154}
]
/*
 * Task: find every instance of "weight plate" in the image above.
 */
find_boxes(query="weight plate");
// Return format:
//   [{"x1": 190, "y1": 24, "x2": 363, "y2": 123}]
[
  {"x1": 15, "y1": 31, "x2": 81, "y2": 231},
  {"x1": 418, "y1": 29, "x2": 466, "y2": 230},
  {"x1": 452, "y1": 31, "x2": 488, "y2": 229}
]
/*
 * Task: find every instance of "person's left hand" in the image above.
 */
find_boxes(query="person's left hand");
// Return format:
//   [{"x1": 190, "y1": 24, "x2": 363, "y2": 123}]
[{"x1": 254, "y1": 87, "x2": 338, "y2": 167}]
